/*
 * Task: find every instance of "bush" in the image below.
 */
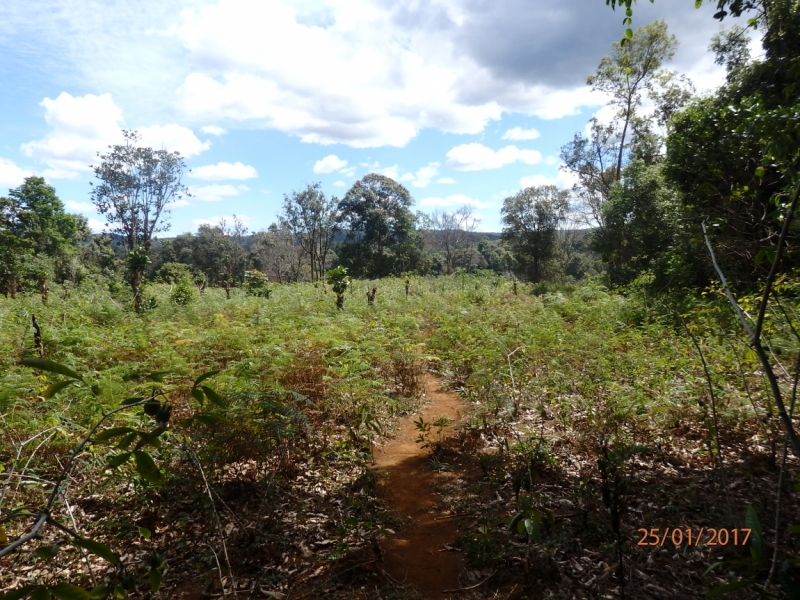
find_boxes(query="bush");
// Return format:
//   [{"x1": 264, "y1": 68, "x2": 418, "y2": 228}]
[
  {"x1": 171, "y1": 276, "x2": 198, "y2": 305},
  {"x1": 244, "y1": 269, "x2": 272, "y2": 298}
]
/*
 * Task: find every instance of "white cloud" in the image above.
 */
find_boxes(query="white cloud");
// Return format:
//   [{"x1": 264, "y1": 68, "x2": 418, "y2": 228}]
[
  {"x1": 436, "y1": 177, "x2": 456, "y2": 184},
  {"x1": 0, "y1": 158, "x2": 32, "y2": 190},
  {"x1": 379, "y1": 165, "x2": 400, "y2": 180},
  {"x1": 519, "y1": 170, "x2": 579, "y2": 190},
  {"x1": 64, "y1": 200, "x2": 96, "y2": 212},
  {"x1": 87, "y1": 218, "x2": 109, "y2": 233},
  {"x1": 333, "y1": 180, "x2": 346, "y2": 187},
  {"x1": 409, "y1": 163, "x2": 439, "y2": 188},
  {"x1": 339, "y1": 166, "x2": 356, "y2": 177},
  {"x1": 188, "y1": 183, "x2": 249, "y2": 201},
  {"x1": 193, "y1": 213, "x2": 253, "y2": 229},
  {"x1": 313, "y1": 154, "x2": 348, "y2": 174},
  {"x1": 20, "y1": 92, "x2": 209, "y2": 178},
  {"x1": 190, "y1": 161, "x2": 258, "y2": 181},
  {"x1": 137, "y1": 124, "x2": 210, "y2": 157},
  {"x1": 446, "y1": 143, "x2": 541, "y2": 171},
  {"x1": 544, "y1": 155, "x2": 559, "y2": 166},
  {"x1": 418, "y1": 194, "x2": 495, "y2": 209},
  {"x1": 200, "y1": 125, "x2": 227, "y2": 136},
  {"x1": 165, "y1": 199, "x2": 191, "y2": 209},
  {"x1": 501, "y1": 126, "x2": 540, "y2": 141}
]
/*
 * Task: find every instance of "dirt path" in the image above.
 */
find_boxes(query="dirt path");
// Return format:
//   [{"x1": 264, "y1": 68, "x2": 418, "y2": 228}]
[{"x1": 373, "y1": 373, "x2": 469, "y2": 598}]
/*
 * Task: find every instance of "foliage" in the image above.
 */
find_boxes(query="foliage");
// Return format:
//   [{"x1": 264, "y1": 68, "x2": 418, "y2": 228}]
[
  {"x1": 501, "y1": 185, "x2": 569, "y2": 283},
  {"x1": 326, "y1": 266, "x2": 351, "y2": 310},
  {"x1": 337, "y1": 174, "x2": 426, "y2": 278},
  {"x1": 243, "y1": 269, "x2": 272, "y2": 298},
  {"x1": 280, "y1": 183, "x2": 339, "y2": 282}
]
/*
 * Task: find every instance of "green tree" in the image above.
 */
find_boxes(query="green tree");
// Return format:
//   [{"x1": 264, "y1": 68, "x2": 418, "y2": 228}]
[
  {"x1": 337, "y1": 174, "x2": 425, "y2": 278},
  {"x1": 91, "y1": 130, "x2": 189, "y2": 311},
  {"x1": 0, "y1": 176, "x2": 89, "y2": 297},
  {"x1": 420, "y1": 205, "x2": 479, "y2": 275},
  {"x1": 280, "y1": 183, "x2": 339, "y2": 282},
  {"x1": 501, "y1": 186, "x2": 569, "y2": 283}
]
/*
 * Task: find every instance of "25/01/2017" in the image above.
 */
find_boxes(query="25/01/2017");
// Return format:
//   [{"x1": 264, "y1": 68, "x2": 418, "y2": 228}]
[{"x1": 637, "y1": 528, "x2": 751, "y2": 547}]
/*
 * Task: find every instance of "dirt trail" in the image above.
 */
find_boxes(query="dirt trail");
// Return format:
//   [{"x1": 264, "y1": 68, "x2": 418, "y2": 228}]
[{"x1": 373, "y1": 373, "x2": 469, "y2": 598}]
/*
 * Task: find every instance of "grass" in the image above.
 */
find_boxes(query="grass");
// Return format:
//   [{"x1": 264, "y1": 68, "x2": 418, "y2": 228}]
[{"x1": 1, "y1": 274, "x2": 799, "y2": 598}]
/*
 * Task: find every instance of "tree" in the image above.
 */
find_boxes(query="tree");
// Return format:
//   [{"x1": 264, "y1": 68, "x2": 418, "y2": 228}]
[
  {"x1": 91, "y1": 129, "x2": 189, "y2": 311},
  {"x1": 337, "y1": 174, "x2": 425, "y2": 278},
  {"x1": 0, "y1": 177, "x2": 89, "y2": 297},
  {"x1": 250, "y1": 224, "x2": 305, "y2": 284},
  {"x1": 501, "y1": 186, "x2": 570, "y2": 283},
  {"x1": 190, "y1": 218, "x2": 249, "y2": 297},
  {"x1": 420, "y1": 205, "x2": 479, "y2": 275},
  {"x1": 280, "y1": 183, "x2": 339, "y2": 282}
]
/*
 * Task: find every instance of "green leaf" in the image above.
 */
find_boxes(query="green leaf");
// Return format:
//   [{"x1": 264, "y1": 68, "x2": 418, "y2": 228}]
[
  {"x1": 193, "y1": 369, "x2": 221, "y2": 389},
  {"x1": 94, "y1": 427, "x2": 136, "y2": 443},
  {"x1": 120, "y1": 397, "x2": 144, "y2": 407},
  {"x1": 112, "y1": 586, "x2": 127, "y2": 600},
  {"x1": 0, "y1": 585, "x2": 43, "y2": 600},
  {"x1": 133, "y1": 451, "x2": 164, "y2": 485},
  {"x1": 106, "y1": 452, "x2": 132, "y2": 468},
  {"x1": 200, "y1": 385, "x2": 226, "y2": 407},
  {"x1": 755, "y1": 166, "x2": 765, "y2": 178},
  {"x1": 745, "y1": 505, "x2": 765, "y2": 563},
  {"x1": 509, "y1": 512, "x2": 524, "y2": 533},
  {"x1": 191, "y1": 387, "x2": 205, "y2": 405},
  {"x1": 138, "y1": 526, "x2": 152, "y2": 539},
  {"x1": 88, "y1": 587, "x2": 108, "y2": 599},
  {"x1": 30, "y1": 587, "x2": 51, "y2": 600},
  {"x1": 71, "y1": 538, "x2": 120, "y2": 565},
  {"x1": 20, "y1": 358, "x2": 82, "y2": 381},
  {"x1": 787, "y1": 525, "x2": 800, "y2": 534},
  {"x1": 625, "y1": 28, "x2": 633, "y2": 38},
  {"x1": 136, "y1": 430, "x2": 163, "y2": 449},
  {"x1": 148, "y1": 568, "x2": 162, "y2": 592},
  {"x1": 35, "y1": 544, "x2": 60, "y2": 561},
  {"x1": 48, "y1": 583, "x2": 91, "y2": 600},
  {"x1": 116, "y1": 432, "x2": 138, "y2": 451},
  {"x1": 42, "y1": 381, "x2": 73, "y2": 399},
  {"x1": 706, "y1": 579, "x2": 755, "y2": 597},
  {"x1": 695, "y1": 0, "x2": 702, "y2": 7},
  {"x1": 192, "y1": 413, "x2": 232, "y2": 427}
]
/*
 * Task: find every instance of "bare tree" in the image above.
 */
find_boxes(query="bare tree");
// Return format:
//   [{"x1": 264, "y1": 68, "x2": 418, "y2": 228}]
[{"x1": 420, "y1": 205, "x2": 479, "y2": 275}]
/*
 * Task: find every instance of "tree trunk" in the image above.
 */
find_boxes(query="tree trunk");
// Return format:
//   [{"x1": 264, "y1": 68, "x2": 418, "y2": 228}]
[{"x1": 131, "y1": 269, "x2": 143, "y2": 313}]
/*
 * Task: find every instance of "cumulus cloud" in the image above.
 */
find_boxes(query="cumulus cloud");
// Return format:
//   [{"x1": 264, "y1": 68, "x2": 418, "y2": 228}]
[
  {"x1": 418, "y1": 193, "x2": 495, "y2": 209},
  {"x1": 446, "y1": 143, "x2": 541, "y2": 171},
  {"x1": 519, "y1": 169, "x2": 578, "y2": 190},
  {"x1": 313, "y1": 154, "x2": 348, "y2": 174},
  {"x1": 64, "y1": 200, "x2": 96, "y2": 212},
  {"x1": 188, "y1": 183, "x2": 249, "y2": 201},
  {"x1": 437, "y1": 177, "x2": 456, "y2": 184},
  {"x1": 333, "y1": 180, "x2": 346, "y2": 187},
  {"x1": 502, "y1": 126, "x2": 540, "y2": 141},
  {"x1": 190, "y1": 161, "x2": 258, "y2": 180},
  {"x1": 408, "y1": 163, "x2": 439, "y2": 188},
  {"x1": 200, "y1": 125, "x2": 227, "y2": 136},
  {"x1": 20, "y1": 92, "x2": 209, "y2": 178},
  {"x1": 0, "y1": 158, "x2": 33, "y2": 190},
  {"x1": 87, "y1": 218, "x2": 110, "y2": 233}
]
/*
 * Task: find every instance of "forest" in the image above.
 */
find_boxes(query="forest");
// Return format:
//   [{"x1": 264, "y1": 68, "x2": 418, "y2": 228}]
[{"x1": 1, "y1": 0, "x2": 800, "y2": 598}]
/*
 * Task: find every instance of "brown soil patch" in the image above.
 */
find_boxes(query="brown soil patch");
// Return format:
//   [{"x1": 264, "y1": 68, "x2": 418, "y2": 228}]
[{"x1": 373, "y1": 373, "x2": 468, "y2": 598}]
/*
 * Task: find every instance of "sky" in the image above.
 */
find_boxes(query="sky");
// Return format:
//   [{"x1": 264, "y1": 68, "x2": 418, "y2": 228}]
[{"x1": 0, "y1": 0, "x2": 756, "y2": 234}]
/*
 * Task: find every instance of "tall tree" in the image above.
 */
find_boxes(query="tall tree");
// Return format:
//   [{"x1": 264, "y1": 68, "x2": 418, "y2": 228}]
[
  {"x1": 337, "y1": 174, "x2": 425, "y2": 278},
  {"x1": 91, "y1": 130, "x2": 189, "y2": 310},
  {"x1": 250, "y1": 224, "x2": 305, "y2": 284},
  {"x1": 0, "y1": 177, "x2": 89, "y2": 297},
  {"x1": 280, "y1": 183, "x2": 339, "y2": 282},
  {"x1": 420, "y1": 205, "x2": 479, "y2": 275},
  {"x1": 501, "y1": 186, "x2": 569, "y2": 283}
]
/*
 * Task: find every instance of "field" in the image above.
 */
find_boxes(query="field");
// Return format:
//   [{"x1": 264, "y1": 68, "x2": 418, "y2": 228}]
[{"x1": 1, "y1": 274, "x2": 799, "y2": 599}]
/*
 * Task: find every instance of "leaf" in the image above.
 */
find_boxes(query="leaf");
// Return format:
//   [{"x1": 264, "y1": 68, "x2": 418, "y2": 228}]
[
  {"x1": 148, "y1": 568, "x2": 162, "y2": 592},
  {"x1": 106, "y1": 452, "x2": 132, "y2": 468},
  {"x1": 88, "y1": 587, "x2": 108, "y2": 599},
  {"x1": 200, "y1": 385, "x2": 226, "y2": 407},
  {"x1": 625, "y1": 28, "x2": 633, "y2": 39},
  {"x1": 133, "y1": 451, "x2": 164, "y2": 485},
  {"x1": 0, "y1": 524, "x2": 7, "y2": 545},
  {"x1": 112, "y1": 587, "x2": 127, "y2": 600},
  {"x1": 192, "y1": 413, "x2": 232, "y2": 427},
  {"x1": 509, "y1": 512, "x2": 524, "y2": 533},
  {"x1": 788, "y1": 525, "x2": 800, "y2": 534},
  {"x1": 191, "y1": 387, "x2": 205, "y2": 405},
  {"x1": 0, "y1": 586, "x2": 43, "y2": 600},
  {"x1": 117, "y1": 432, "x2": 138, "y2": 451},
  {"x1": 706, "y1": 579, "x2": 755, "y2": 597},
  {"x1": 20, "y1": 358, "x2": 82, "y2": 381},
  {"x1": 755, "y1": 166, "x2": 765, "y2": 178},
  {"x1": 42, "y1": 381, "x2": 73, "y2": 399},
  {"x1": 30, "y1": 588, "x2": 51, "y2": 600},
  {"x1": 193, "y1": 369, "x2": 221, "y2": 389},
  {"x1": 94, "y1": 427, "x2": 136, "y2": 443},
  {"x1": 138, "y1": 526, "x2": 152, "y2": 539},
  {"x1": 48, "y1": 583, "x2": 91, "y2": 600},
  {"x1": 35, "y1": 544, "x2": 60, "y2": 561},
  {"x1": 745, "y1": 505, "x2": 765, "y2": 563},
  {"x1": 120, "y1": 397, "x2": 144, "y2": 407},
  {"x1": 71, "y1": 538, "x2": 120, "y2": 565}
]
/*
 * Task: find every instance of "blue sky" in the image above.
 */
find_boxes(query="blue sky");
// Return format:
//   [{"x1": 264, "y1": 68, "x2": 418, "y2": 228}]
[{"x1": 0, "y1": 0, "x2": 745, "y2": 234}]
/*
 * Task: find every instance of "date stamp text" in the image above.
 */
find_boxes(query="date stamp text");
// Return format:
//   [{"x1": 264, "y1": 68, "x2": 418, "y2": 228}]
[{"x1": 637, "y1": 528, "x2": 751, "y2": 547}]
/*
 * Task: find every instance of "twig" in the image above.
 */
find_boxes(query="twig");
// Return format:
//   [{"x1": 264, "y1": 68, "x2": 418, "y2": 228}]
[
  {"x1": 205, "y1": 543, "x2": 227, "y2": 597},
  {"x1": 0, "y1": 427, "x2": 59, "y2": 515},
  {"x1": 433, "y1": 512, "x2": 475, "y2": 521},
  {"x1": 701, "y1": 217, "x2": 800, "y2": 456},
  {"x1": 442, "y1": 570, "x2": 497, "y2": 593}
]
